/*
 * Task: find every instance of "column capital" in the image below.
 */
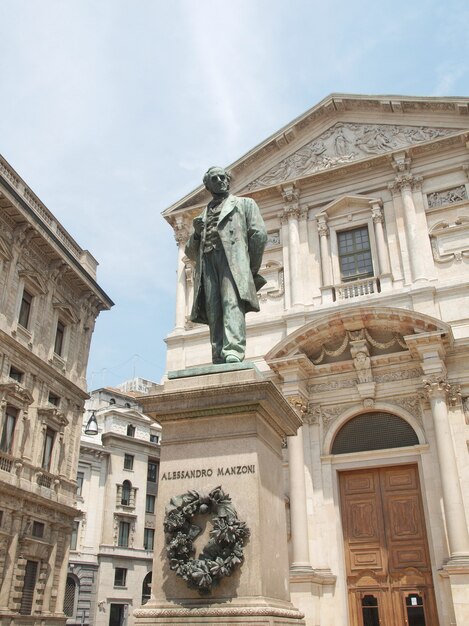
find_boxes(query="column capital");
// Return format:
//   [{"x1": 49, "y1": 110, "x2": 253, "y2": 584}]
[
  {"x1": 283, "y1": 206, "x2": 301, "y2": 221},
  {"x1": 173, "y1": 220, "x2": 190, "y2": 245},
  {"x1": 316, "y1": 213, "x2": 329, "y2": 237},
  {"x1": 286, "y1": 394, "x2": 308, "y2": 417},
  {"x1": 422, "y1": 376, "x2": 461, "y2": 403},
  {"x1": 371, "y1": 204, "x2": 384, "y2": 224},
  {"x1": 389, "y1": 173, "x2": 423, "y2": 193}
]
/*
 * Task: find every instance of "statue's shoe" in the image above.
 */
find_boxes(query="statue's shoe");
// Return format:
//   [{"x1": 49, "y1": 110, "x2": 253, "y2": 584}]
[{"x1": 225, "y1": 355, "x2": 241, "y2": 363}]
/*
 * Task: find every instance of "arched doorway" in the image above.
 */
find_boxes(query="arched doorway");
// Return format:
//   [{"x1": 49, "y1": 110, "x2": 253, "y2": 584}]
[{"x1": 333, "y1": 413, "x2": 439, "y2": 626}]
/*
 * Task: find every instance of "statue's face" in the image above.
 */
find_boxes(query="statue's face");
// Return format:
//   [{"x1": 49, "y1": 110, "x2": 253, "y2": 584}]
[{"x1": 206, "y1": 168, "x2": 230, "y2": 195}]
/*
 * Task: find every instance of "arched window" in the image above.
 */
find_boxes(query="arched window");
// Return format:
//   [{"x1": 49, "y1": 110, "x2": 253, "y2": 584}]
[
  {"x1": 63, "y1": 575, "x2": 78, "y2": 617},
  {"x1": 142, "y1": 571, "x2": 152, "y2": 605},
  {"x1": 121, "y1": 480, "x2": 131, "y2": 506},
  {"x1": 331, "y1": 411, "x2": 419, "y2": 455}
]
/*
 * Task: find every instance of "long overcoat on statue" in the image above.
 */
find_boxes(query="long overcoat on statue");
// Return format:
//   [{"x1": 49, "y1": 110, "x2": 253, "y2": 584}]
[{"x1": 185, "y1": 194, "x2": 267, "y2": 325}]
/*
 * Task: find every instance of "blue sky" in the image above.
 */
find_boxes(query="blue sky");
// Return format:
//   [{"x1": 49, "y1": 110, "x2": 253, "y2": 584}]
[{"x1": 1, "y1": 0, "x2": 468, "y2": 389}]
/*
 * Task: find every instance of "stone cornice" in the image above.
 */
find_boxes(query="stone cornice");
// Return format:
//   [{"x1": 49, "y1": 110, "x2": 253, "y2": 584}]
[{"x1": 141, "y1": 376, "x2": 302, "y2": 438}]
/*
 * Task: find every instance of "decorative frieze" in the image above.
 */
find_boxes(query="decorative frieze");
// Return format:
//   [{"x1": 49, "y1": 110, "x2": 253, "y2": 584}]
[
  {"x1": 246, "y1": 123, "x2": 455, "y2": 190},
  {"x1": 427, "y1": 185, "x2": 468, "y2": 208}
]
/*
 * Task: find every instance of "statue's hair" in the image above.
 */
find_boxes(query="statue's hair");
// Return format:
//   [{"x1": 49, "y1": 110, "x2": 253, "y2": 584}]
[{"x1": 203, "y1": 166, "x2": 232, "y2": 188}]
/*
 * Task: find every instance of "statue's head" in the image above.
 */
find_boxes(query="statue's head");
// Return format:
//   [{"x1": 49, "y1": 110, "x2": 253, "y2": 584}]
[{"x1": 203, "y1": 166, "x2": 231, "y2": 196}]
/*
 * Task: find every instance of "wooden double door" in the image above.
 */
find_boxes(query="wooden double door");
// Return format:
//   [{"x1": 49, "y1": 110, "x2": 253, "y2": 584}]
[{"x1": 339, "y1": 465, "x2": 439, "y2": 626}]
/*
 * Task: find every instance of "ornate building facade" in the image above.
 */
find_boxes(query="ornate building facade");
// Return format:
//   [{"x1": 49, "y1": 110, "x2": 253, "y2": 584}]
[
  {"x1": 0, "y1": 155, "x2": 112, "y2": 625},
  {"x1": 163, "y1": 95, "x2": 469, "y2": 626},
  {"x1": 67, "y1": 381, "x2": 161, "y2": 626}
]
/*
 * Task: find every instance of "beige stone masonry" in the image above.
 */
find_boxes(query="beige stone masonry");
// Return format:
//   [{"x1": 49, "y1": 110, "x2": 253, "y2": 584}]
[{"x1": 136, "y1": 368, "x2": 305, "y2": 625}]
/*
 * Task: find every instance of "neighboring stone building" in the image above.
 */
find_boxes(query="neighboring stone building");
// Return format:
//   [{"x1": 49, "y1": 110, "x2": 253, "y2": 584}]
[
  {"x1": 68, "y1": 381, "x2": 161, "y2": 626},
  {"x1": 163, "y1": 95, "x2": 469, "y2": 625},
  {"x1": 0, "y1": 155, "x2": 112, "y2": 625}
]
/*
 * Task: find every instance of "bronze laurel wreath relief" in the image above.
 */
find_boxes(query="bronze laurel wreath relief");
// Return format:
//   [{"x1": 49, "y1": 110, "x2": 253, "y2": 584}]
[{"x1": 163, "y1": 486, "x2": 250, "y2": 594}]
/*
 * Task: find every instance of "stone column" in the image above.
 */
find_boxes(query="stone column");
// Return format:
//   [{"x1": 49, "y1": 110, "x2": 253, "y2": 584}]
[
  {"x1": 423, "y1": 378, "x2": 469, "y2": 560},
  {"x1": 282, "y1": 185, "x2": 303, "y2": 308},
  {"x1": 317, "y1": 214, "x2": 334, "y2": 303},
  {"x1": 389, "y1": 174, "x2": 427, "y2": 283},
  {"x1": 287, "y1": 423, "x2": 311, "y2": 570},
  {"x1": 55, "y1": 538, "x2": 71, "y2": 614},
  {"x1": 42, "y1": 525, "x2": 59, "y2": 612},
  {"x1": 285, "y1": 207, "x2": 302, "y2": 306},
  {"x1": 370, "y1": 201, "x2": 392, "y2": 290},
  {"x1": 0, "y1": 512, "x2": 22, "y2": 609},
  {"x1": 173, "y1": 220, "x2": 189, "y2": 330}
]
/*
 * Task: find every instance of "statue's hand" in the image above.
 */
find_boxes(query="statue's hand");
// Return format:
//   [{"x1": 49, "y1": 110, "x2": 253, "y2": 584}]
[{"x1": 193, "y1": 217, "x2": 204, "y2": 236}]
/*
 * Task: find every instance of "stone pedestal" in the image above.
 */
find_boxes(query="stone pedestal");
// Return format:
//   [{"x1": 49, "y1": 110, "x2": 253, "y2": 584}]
[{"x1": 135, "y1": 365, "x2": 305, "y2": 625}]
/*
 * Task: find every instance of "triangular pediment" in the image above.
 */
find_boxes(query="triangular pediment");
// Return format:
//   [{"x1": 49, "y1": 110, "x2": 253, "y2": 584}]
[
  {"x1": 162, "y1": 93, "x2": 469, "y2": 220},
  {"x1": 243, "y1": 122, "x2": 459, "y2": 192},
  {"x1": 320, "y1": 194, "x2": 381, "y2": 217},
  {"x1": 52, "y1": 298, "x2": 80, "y2": 324}
]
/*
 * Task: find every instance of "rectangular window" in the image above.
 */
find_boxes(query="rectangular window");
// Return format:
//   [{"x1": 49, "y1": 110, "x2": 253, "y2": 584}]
[
  {"x1": 18, "y1": 289, "x2": 33, "y2": 329},
  {"x1": 0, "y1": 406, "x2": 18, "y2": 454},
  {"x1": 19, "y1": 560, "x2": 38, "y2": 615},
  {"x1": 126, "y1": 424, "x2": 136, "y2": 437},
  {"x1": 31, "y1": 521, "x2": 45, "y2": 538},
  {"x1": 144, "y1": 527, "x2": 154, "y2": 550},
  {"x1": 76, "y1": 471, "x2": 84, "y2": 496},
  {"x1": 338, "y1": 226, "x2": 373, "y2": 281},
  {"x1": 145, "y1": 494, "x2": 155, "y2": 514},
  {"x1": 114, "y1": 567, "x2": 127, "y2": 587},
  {"x1": 70, "y1": 521, "x2": 79, "y2": 550},
  {"x1": 9, "y1": 365, "x2": 24, "y2": 383},
  {"x1": 124, "y1": 454, "x2": 134, "y2": 470},
  {"x1": 147, "y1": 461, "x2": 158, "y2": 483},
  {"x1": 48, "y1": 392, "x2": 60, "y2": 406},
  {"x1": 54, "y1": 320, "x2": 65, "y2": 356},
  {"x1": 41, "y1": 428, "x2": 55, "y2": 471},
  {"x1": 118, "y1": 521, "x2": 130, "y2": 547},
  {"x1": 150, "y1": 434, "x2": 159, "y2": 444}
]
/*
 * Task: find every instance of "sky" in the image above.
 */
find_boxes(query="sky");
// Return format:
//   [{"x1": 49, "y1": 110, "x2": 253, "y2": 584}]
[{"x1": 1, "y1": 0, "x2": 468, "y2": 390}]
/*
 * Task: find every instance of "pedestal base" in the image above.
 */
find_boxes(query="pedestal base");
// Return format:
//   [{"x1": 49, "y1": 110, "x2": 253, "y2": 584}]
[
  {"x1": 136, "y1": 368, "x2": 305, "y2": 625},
  {"x1": 135, "y1": 599, "x2": 304, "y2": 625}
]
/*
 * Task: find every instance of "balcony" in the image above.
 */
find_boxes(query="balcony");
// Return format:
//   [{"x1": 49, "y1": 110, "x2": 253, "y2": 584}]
[
  {"x1": 335, "y1": 276, "x2": 380, "y2": 300},
  {"x1": 0, "y1": 450, "x2": 13, "y2": 472}
]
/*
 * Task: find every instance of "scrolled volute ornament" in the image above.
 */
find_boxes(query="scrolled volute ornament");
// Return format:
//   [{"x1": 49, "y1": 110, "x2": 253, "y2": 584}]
[{"x1": 164, "y1": 486, "x2": 250, "y2": 594}]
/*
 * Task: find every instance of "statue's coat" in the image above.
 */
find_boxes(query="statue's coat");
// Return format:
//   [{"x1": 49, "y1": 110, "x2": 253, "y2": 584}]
[{"x1": 185, "y1": 194, "x2": 267, "y2": 325}]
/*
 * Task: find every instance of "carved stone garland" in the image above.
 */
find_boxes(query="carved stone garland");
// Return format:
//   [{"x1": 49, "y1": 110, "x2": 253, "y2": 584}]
[{"x1": 163, "y1": 486, "x2": 250, "y2": 594}]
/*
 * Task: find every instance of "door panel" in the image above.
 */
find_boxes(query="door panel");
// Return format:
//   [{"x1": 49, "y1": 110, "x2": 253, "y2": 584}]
[{"x1": 339, "y1": 465, "x2": 439, "y2": 626}]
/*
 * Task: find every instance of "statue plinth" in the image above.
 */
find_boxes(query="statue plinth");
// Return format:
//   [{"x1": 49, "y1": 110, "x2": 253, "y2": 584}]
[{"x1": 135, "y1": 367, "x2": 305, "y2": 625}]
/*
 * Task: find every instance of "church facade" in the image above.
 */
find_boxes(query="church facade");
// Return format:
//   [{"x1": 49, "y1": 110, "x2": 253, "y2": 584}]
[{"x1": 163, "y1": 95, "x2": 469, "y2": 626}]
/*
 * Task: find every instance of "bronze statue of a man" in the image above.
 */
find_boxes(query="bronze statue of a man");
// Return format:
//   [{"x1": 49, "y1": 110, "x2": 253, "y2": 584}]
[{"x1": 185, "y1": 166, "x2": 267, "y2": 364}]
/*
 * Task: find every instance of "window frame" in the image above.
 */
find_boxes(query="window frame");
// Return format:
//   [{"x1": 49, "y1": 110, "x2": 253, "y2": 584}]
[
  {"x1": 31, "y1": 521, "x2": 45, "y2": 539},
  {"x1": 70, "y1": 521, "x2": 79, "y2": 550},
  {"x1": 121, "y1": 480, "x2": 132, "y2": 506},
  {"x1": 114, "y1": 567, "x2": 128, "y2": 588},
  {"x1": 124, "y1": 453, "x2": 134, "y2": 471},
  {"x1": 337, "y1": 225, "x2": 374, "y2": 282},
  {"x1": 144, "y1": 527, "x2": 155, "y2": 550},
  {"x1": 145, "y1": 494, "x2": 155, "y2": 514},
  {"x1": 0, "y1": 405, "x2": 18, "y2": 454},
  {"x1": 147, "y1": 461, "x2": 158, "y2": 483},
  {"x1": 54, "y1": 319, "x2": 66, "y2": 356},
  {"x1": 18, "y1": 288, "x2": 33, "y2": 329},
  {"x1": 41, "y1": 427, "x2": 56, "y2": 471},
  {"x1": 118, "y1": 521, "x2": 130, "y2": 547},
  {"x1": 76, "y1": 471, "x2": 84, "y2": 497}
]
